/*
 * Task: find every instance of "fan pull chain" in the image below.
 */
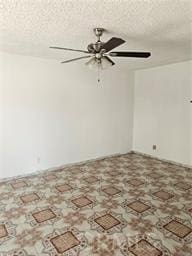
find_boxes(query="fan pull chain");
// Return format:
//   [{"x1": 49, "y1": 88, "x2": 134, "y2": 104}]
[{"x1": 97, "y1": 63, "x2": 101, "y2": 83}]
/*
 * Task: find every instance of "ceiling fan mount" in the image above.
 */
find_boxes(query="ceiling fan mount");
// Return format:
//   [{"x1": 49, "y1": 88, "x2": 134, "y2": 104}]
[{"x1": 93, "y1": 27, "x2": 105, "y2": 39}]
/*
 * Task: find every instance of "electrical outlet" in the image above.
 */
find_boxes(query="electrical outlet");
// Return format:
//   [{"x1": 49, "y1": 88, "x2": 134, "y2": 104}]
[{"x1": 153, "y1": 145, "x2": 157, "y2": 150}]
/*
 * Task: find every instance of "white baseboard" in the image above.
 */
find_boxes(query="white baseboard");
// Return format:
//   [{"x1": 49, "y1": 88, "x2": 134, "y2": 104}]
[
  {"x1": 0, "y1": 151, "x2": 132, "y2": 182},
  {"x1": 1, "y1": 149, "x2": 190, "y2": 183},
  {"x1": 131, "y1": 150, "x2": 192, "y2": 169}
]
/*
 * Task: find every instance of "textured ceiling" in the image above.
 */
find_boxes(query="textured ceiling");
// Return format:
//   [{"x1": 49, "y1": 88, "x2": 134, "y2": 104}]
[{"x1": 0, "y1": 0, "x2": 191, "y2": 70}]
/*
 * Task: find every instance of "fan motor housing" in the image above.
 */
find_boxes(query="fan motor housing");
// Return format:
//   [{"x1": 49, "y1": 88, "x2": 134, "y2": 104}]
[{"x1": 87, "y1": 41, "x2": 105, "y2": 53}]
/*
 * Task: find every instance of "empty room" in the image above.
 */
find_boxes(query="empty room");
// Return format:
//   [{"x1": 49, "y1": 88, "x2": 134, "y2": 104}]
[{"x1": 0, "y1": 0, "x2": 191, "y2": 255}]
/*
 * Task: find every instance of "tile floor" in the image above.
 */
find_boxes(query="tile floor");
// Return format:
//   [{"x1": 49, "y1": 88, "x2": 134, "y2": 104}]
[{"x1": 0, "y1": 153, "x2": 191, "y2": 255}]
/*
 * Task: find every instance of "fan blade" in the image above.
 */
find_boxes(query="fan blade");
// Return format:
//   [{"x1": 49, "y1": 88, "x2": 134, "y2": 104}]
[
  {"x1": 102, "y1": 37, "x2": 125, "y2": 52},
  {"x1": 104, "y1": 56, "x2": 115, "y2": 65},
  {"x1": 50, "y1": 46, "x2": 89, "y2": 54},
  {"x1": 109, "y1": 51, "x2": 151, "y2": 58},
  {"x1": 61, "y1": 55, "x2": 91, "y2": 64}
]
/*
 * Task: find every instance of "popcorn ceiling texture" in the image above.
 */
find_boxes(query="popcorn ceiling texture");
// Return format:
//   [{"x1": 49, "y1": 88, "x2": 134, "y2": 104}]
[{"x1": 0, "y1": 0, "x2": 191, "y2": 70}]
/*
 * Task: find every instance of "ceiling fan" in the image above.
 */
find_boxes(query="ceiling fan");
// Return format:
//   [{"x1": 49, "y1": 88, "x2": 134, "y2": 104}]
[{"x1": 50, "y1": 28, "x2": 151, "y2": 81}]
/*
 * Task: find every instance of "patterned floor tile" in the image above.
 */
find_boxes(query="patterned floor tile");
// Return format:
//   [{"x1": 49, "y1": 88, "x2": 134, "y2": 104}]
[
  {"x1": 164, "y1": 220, "x2": 192, "y2": 238},
  {"x1": 0, "y1": 224, "x2": 8, "y2": 238},
  {"x1": 121, "y1": 234, "x2": 171, "y2": 256},
  {"x1": 43, "y1": 227, "x2": 87, "y2": 255},
  {"x1": 84, "y1": 176, "x2": 99, "y2": 183},
  {"x1": 122, "y1": 199, "x2": 155, "y2": 217},
  {"x1": 43, "y1": 174, "x2": 57, "y2": 181},
  {"x1": 174, "y1": 182, "x2": 192, "y2": 191},
  {"x1": 127, "y1": 178, "x2": 145, "y2": 186},
  {"x1": 11, "y1": 180, "x2": 28, "y2": 189},
  {"x1": 71, "y1": 196, "x2": 93, "y2": 208},
  {"x1": 89, "y1": 211, "x2": 127, "y2": 234},
  {"x1": 0, "y1": 153, "x2": 191, "y2": 255},
  {"x1": 0, "y1": 221, "x2": 16, "y2": 246},
  {"x1": 102, "y1": 186, "x2": 121, "y2": 196},
  {"x1": 32, "y1": 209, "x2": 56, "y2": 223},
  {"x1": 50, "y1": 231, "x2": 80, "y2": 253},
  {"x1": 127, "y1": 200, "x2": 150, "y2": 213},
  {"x1": 153, "y1": 190, "x2": 174, "y2": 201},
  {"x1": 157, "y1": 216, "x2": 192, "y2": 243},
  {"x1": 128, "y1": 239, "x2": 162, "y2": 256},
  {"x1": 56, "y1": 184, "x2": 72, "y2": 192},
  {"x1": 94, "y1": 214, "x2": 121, "y2": 230},
  {"x1": 20, "y1": 193, "x2": 40, "y2": 204}
]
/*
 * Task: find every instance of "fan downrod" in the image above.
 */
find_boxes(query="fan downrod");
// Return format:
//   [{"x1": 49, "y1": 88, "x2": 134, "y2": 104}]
[{"x1": 87, "y1": 28, "x2": 105, "y2": 53}]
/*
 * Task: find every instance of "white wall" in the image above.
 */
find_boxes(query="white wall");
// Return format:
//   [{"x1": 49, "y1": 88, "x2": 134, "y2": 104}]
[
  {"x1": 133, "y1": 61, "x2": 191, "y2": 165},
  {"x1": 0, "y1": 52, "x2": 134, "y2": 178},
  {"x1": 1, "y1": 52, "x2": 191, "y2": 179}
]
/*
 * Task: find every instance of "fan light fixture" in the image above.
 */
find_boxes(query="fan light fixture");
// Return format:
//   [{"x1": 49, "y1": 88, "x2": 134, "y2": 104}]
[
  {"x1": 85, "y1": 56, "x2": 113, "y2": 70},
  {"x1": 85, "y1": 56, "x2": 113, "y2": 82},
  {"x1": 85, "y1": 57, "x2": 98, "y2": 70},
  {"x1": 101, "y1": 57, "x2": 114, "y2": 69}
]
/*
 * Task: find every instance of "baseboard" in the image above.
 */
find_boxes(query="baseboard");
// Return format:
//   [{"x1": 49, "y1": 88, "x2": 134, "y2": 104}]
[
  {"x1": 0, "y1": 151, "x2": 132, "y2": 182},
  {"x1": 1, "y1": 150, "x2": 190, "y2": 183},
  {"x1": 131, "y1": 150, "x2": 192, "y2": 169}
]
